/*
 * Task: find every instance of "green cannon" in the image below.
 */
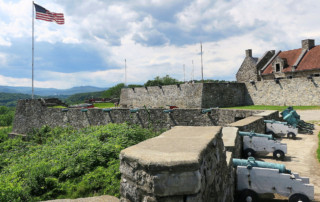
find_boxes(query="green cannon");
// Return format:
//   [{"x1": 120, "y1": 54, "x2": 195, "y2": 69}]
[
  {"x1": 282, "y1": 108, "x2": 314, "y2": 134},
  {"x1": 232, "y1": 157, "x2": 291, "y2": 174},
  {"x1": 264, "y1": 120, "x2": 288, "y2": 125},
  {"x1": 61, "y1": 108, "x2": 69, "y2": 112},
  {"x1": 102, "y1": 108, "x2": 112, "y2": 112},
  {"x1": 163, "y1": 109, "x2": 173, "y2": 113},
  {"x1": 130, "y1": 108, "x2": 140, "y2": 113},
  {"x1": 81, "y1": 109, "x2": 88, "y2": 112},
  {"x1": 239, "y1": 131, "x2": 274, "y2": 140},
  {"x1": 201, "y1": 108, "x2": 212, "y2": 114}
]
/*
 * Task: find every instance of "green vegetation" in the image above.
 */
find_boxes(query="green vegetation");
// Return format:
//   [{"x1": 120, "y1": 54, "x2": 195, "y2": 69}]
[
  {"x1": 101, "y1": 83, "x2": 142, "y2": 100},
  {"x1": 0, "y1": 106, "x2": 15, "y2": 127},
  {"x1": 144, "y1": 75, "x2": 181, "y2": 86},
  {"x1": 225, "y1": 105, "x2": 320, "y2": 111},
  {"x1": 0, "y1": 124, "x2": 161, "y2": 201},
  {"x1": 64, "y1": 91, "x2": 105, "y2": 104},
  {"x1": 143, "y1": 75, "x2": 235, "y2": 87},
  {"x1": 102, "y1": 83, "x2": 125, "y2": 99},
  {"x1": 93, "y1": 103, "x2": 115, "y2": 108},
  {"x1": 0, "y1": 92, "x2": 34, "y2": 107}
]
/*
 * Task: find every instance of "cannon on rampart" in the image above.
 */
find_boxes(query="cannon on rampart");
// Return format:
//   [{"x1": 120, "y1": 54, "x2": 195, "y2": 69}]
[
  {"x1": 233, "y1": 157, "x2": 314, "y2": 202},
  {"x1": 239, "y1": 131, "x2": 287, "y2": 160}
]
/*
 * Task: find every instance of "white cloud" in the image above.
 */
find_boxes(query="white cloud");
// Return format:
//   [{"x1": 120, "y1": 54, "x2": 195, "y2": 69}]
[{"x1": 2, "y1": 0, "x2": 320, "y2": 89}]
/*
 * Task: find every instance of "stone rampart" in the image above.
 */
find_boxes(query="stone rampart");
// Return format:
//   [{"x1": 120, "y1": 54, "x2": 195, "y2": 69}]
[
  {"x1": 119, "y1": 110, "x2": 274, "y2": 202},
  {"x1": 119, "y1": 126, "x2": 234, "y2": 202},
  {"x1": 12, "y1": 99, "x2": 277, "y2": 135},
  {"x1": 120, "y1": 83, "x2": 246, "y2": 109},
  {"x1": 245, "y1": 77, "x2": 320, "y2": 106}
]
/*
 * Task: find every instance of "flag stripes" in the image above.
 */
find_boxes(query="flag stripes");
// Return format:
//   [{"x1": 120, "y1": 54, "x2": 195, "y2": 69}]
[{"x1": 34, "y1": 3, "x2": 64, "y2": 25}]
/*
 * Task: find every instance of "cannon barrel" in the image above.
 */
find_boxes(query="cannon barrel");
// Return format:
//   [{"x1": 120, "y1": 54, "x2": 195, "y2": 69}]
[
  {"x1": 233, "y1": 157, "x2": 291, "y2": 174},
  {"x1": 283, "y1": 111, "x2": 298, "y2": 127},
  {"x1": 201, "y1": 108, "x2": 212, "y2": 114},
  {"x1": 264, "y1": 120, "x2": 288, "y2": 125},
  {"x1": 102, "y1": 108, "x2": 112, "y2": 112},
  {"x1": 163, "y1": 109, "x2": 173, "y2": 113},
  {"x1": 130, "y1": 108, "x2": 140, "y2": 113},
  {"x1": 239, "y1": 131, "x2": 274, "y2": 140}
]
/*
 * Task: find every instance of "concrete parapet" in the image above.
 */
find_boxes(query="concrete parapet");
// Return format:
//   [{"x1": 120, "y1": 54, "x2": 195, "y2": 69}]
[
  {"x1": 119, "y1": 126, "x2": 233, "y2": 202},
  {"x1": 228, "y1": 116, "x2": 265, "y2": 133},
  {"x1": 222, "y1": 127, "x2": 241, "y2": 158}
]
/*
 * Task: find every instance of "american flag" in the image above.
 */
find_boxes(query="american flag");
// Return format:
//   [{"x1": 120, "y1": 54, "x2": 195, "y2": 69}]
[{"x1": 34, "y1": 3, "x2": 64, "y2": 25}]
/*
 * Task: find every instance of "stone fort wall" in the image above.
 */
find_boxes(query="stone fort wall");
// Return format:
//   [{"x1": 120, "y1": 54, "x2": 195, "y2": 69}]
[
  {"x1": 120, "y1": 83, "x2": 247, "y2": 108},
  {"x1": 244, "y1": 77, "x2": 320, "y2": 106},
  {"x1": 11, "y1": 99, "x2": 278, "y2": 135},
  {"x1": 120, "y1": 77, "x2": 320, "y2": 108}
]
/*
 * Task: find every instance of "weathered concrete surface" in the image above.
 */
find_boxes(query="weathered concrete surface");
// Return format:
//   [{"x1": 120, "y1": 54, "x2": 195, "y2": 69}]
[
  {"x1": 253, "y1": 110, "x2": 279, "y2": 120},
  {"x1": 227, "y1": 116, "x2": 265, "y2": 133},
  {"x1": 120, "y1": 126, "x2": 233, "y2": 202},
  {"x1": 120, "y1": 126, "x2": 221, "y2": 170}
]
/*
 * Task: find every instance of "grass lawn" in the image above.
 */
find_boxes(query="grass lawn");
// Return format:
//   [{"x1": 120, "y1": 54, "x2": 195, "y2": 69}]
[
  {"x1": 225, "y1": 105, "x2": 320, "y2": 111},
  {"x1": 93, "y1": 102, "x2": 115, "y2": 108}
]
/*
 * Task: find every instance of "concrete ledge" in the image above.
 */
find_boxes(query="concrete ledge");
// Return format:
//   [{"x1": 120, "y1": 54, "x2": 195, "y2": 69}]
[
  {"x1": 222, "y1": 127, "x2": 238, "y2": 151},
  {"x1": 228, "y1": 116, "x2": 265, "y2": 133},
  {"x1": 254, "y1": 110, "x2": 279, "y2": 120},
  {"x1": 120, "y1": 126, "x2": 222, "y2": 171},
  {"x1": 120, "y1": 126, "x2": 232, "y2": 201}
]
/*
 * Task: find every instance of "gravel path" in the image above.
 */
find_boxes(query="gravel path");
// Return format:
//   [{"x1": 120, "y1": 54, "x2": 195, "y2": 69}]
[{"x1": 259, "y1": 110, "x2": 320, "y2": 201}]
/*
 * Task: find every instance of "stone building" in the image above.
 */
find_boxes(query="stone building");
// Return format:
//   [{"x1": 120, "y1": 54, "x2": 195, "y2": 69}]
[{"x1": 236, "y1": 39, "x2": 320, "y2": 82}]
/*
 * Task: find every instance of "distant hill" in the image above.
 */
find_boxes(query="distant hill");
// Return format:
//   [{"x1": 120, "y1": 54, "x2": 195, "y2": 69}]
[
  {"x1": 0, "y1": 86, "x2": 107, "y2": 96},
  {"x1": 0, "y1": 92, "x2": 33, "y2": 107}
]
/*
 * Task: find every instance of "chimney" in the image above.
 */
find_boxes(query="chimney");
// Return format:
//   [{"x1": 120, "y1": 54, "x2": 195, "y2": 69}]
[
  {"x1": 246, "y1": 49, "x2": 252, "y2": 57},
  {"x1": 302, "y1": 39, "x2": 315, "y2": 50}
]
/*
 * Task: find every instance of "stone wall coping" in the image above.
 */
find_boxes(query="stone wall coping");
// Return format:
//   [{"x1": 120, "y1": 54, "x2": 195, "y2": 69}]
[
  {"x1": 228, "y1": 116, "x2": 262, "y2": 127},
  {"x1": 253, "y1": 110, "x2": 278, "y2": 117},
  {"x1": 120, "y1": 126, "x2": 222, "y2": 171},
  {"x1": 226, "y1": 151, "x2": 233, "y2": 167},
  {"x1": 222, "y1": 127, "x2": 238, "y2": 148}
]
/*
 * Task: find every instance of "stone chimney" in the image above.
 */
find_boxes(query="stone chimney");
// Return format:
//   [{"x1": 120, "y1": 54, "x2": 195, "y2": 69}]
[
  {"x1": 246, "y1": 49, "x2": 252, "y2": 57},
  {"x1": 302, "y1": 39, "x2": 315, "y2": 50}
]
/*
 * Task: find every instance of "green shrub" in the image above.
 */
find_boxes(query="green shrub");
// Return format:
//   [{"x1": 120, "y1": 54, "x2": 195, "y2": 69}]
[
  {"x1": 0, "y1": 123, "x2": 161, "y2": 201},
  {"x1": 0, "y1": 106, "x2": 15, "y2": 127}
]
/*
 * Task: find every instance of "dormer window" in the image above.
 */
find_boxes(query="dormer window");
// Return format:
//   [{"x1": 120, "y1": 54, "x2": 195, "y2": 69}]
[{"x1": 272, "y1": 56, "x2": 287, "y2": 73}]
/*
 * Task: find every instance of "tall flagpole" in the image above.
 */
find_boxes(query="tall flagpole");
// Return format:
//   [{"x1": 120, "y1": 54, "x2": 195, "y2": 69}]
[
  {"x1": 183, "y1": 64, "x2": 185, "y2": 83},
  {"x1": 201, "y1": 42, "x2": 204, "y2": 83},
  {"x1": 32, "y1": 1, "x2": 34, "y2": 99},
  {"x1": 124, "y1": 59, "x2": 127, "y2": 86}
]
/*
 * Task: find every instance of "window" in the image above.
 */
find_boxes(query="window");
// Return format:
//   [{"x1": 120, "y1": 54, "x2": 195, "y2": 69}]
[{"x1": 276, "y1": 63, "x2": 281, "y2": 72}]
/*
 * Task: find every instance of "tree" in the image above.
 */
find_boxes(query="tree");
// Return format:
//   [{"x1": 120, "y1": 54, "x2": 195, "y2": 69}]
[
  {"x1": 102, "y1": 83, "x2": 125, "y2": 99},
  {"x1": 144, "y1": 75, "x2": 181, "y2": 86}
]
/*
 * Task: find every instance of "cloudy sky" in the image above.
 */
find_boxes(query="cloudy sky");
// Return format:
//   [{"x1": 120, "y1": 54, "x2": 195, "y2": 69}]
[{"x1": 1, "y1": 0, "x2": 320, "y2": 89}]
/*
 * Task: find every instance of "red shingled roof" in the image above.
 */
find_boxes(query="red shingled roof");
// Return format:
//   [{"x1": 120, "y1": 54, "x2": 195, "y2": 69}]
[
  {"x1": 297, "y1": 45, "x2": 320, "y2": 71},
  {"x1": 262, "y1": 45, "x2": 320, "y2": 75},
  {"x1": 262, "y1": 48, "x2": 302, "y2": 74}
]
